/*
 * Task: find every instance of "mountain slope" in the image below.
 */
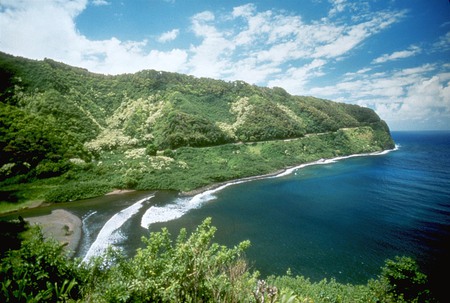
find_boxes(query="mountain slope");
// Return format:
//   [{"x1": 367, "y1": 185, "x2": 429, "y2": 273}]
[{"x1": 0, "y1": 52, "x2": 394, "y2": 205}]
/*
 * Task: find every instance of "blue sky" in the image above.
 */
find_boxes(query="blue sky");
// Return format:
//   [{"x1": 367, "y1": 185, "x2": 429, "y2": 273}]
[{"x1": 1, "y1": 0, "x2": 449, "y2": 130}]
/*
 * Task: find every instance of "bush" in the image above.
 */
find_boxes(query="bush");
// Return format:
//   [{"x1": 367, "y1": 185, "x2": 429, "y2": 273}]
[
  {"x1": 83, "y1": 218, "x2": 257, "y2": 302},
  {"x1": 44, "y1": 181, "x2": 111, "y2": 202},
  {"x1": 35, "y1": 160, "x2": 70, "y2": 178},
  {"x1": 162, "y1": 148, "x2": 175, "y2": 158},
  {"x1": 0, "y1": 227, "x2": 83, "y2": 302},
  {"x1": 375, "y1": 256, "x2": 433, "y2": 302},
  {"x1": 145, "y1": 143, "x2": 157, "y2": 156}
]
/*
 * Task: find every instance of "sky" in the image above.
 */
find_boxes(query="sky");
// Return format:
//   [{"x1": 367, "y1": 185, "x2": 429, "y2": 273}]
[{"x1": 0, "y1": 0, "x2": 449, "y2": 130}]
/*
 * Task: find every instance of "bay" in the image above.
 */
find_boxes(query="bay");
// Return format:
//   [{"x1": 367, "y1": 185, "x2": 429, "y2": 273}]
[
  {"x1": 5, "y1": 131, "x2": 450, "y2": 300},
  {"x1": 147, "y1": 132, "x2": 450, "y2": 282},
  {"x1": 154, "y1": 131, "x2": 449, "y2": 300}
]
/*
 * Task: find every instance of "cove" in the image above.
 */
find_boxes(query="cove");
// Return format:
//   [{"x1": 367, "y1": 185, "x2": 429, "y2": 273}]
[{"x1": 4, "y1": 132, "x2": 449, "y2": 300}]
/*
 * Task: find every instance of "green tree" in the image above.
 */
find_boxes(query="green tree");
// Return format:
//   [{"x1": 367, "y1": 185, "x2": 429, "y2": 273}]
[
  {"x1": 145, "y1": 143, "x2": 157, "y2": 156},
  {"x1": 376, "y1": 256, "x2": 432, "y2": 302}
]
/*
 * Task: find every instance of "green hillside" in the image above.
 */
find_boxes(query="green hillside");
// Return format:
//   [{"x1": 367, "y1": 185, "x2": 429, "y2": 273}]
[
  {"x1": 1, "y1": 53, "x2": 435, "y2": 303},
  {"x1": 0, "y1": 52, "x2": 394, "y2": 208}
]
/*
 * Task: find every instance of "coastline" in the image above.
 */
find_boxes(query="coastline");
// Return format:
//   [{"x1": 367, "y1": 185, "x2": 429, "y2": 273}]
[
  {"x1": 12, "y1": 147, "x2": 398, "y2": 257},
  {"x1": 139, "y1": 146, "x2": 398, "y2": 230},
  {"x1": 24, "y1": 147, "x2": 396, "y2": 260},
  {"x1": 0, "y1": 145, "x2": 398, "y2": 216},
  {"x1": 0, "y1": 188, "x2": 135, "y2": 216},
  {"x1": 25, "y1": 209, "x2": 82, "y2": 256},
  {"x1": 179, "y1": 168, "x2": 286, "y2": 196},
  {"x1": 180, "y1": 147, "x2": 398, "y2": 197}
]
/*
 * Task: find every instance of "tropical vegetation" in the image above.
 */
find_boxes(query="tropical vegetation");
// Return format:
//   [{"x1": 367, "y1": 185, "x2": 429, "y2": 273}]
[
  {"x1": 0, "y1": 218, "x2": 436, "y2": 302},
  {"x1": 0, "y1": 53, "x2": 435, "y2": 300},
  {"x1": 1, "y1": 52, "x2": 394, "y2": 209}
]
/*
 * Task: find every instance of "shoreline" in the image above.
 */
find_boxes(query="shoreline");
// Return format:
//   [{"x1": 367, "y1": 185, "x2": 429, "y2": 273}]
[
  {"x1": 0, "y1": 189, "x2": 136, "y2": 216},
  {"x1": 25, "y1": 209, "x2": 82, "y2": 256},
  {"x1": 180, "y1": 147, "x2": 398, "y2": 197},
  {"x1": 179, "y1": 168, "x2": 286, "y2": 196},
  {"x1": 20, "y1": 147, "x2": 397, "y2": 260},
  {"x1": 1, "y1": 147, "x2": 396, "y2": 216}
]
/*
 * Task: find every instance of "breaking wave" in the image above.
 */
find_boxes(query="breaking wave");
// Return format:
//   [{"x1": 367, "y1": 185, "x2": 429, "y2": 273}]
[
  {"x1": 140, "y1": 181, "x2": 245, "y2": 229},
  {"x1": 82, "y1": 195, "x2": 154, "y2": 263},
  {"x1": 141, "y1": 148, "x2": 397, "y2": 229}
]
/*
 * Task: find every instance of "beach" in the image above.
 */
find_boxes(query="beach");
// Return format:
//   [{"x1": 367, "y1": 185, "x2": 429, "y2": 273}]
[{"x1": 26, "y1": 209, "x2": 82, "y2": 256}]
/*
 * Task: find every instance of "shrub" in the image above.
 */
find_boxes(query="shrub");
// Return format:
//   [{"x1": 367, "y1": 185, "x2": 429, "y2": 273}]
[
  {"x1": 44, "y1": 181, "x2": 111, "y2": 202},
  {"x1": 0, "y1": 227, "x2": 82, "y2": 302},
  {"x1": 375, "y1": 256, "x2": 433, "y2": 302},
  {"x1": 84, "y1": 218, "x2": 257, "y2": 302},
  {"x1": 145, "y1": 143, "x2": 157, "y2": 156}
]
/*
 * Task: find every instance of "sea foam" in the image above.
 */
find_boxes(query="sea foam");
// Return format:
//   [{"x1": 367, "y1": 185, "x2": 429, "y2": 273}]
[
  {"x1": 140, "y1": 148, "x2": 398, "y2": 229},
  {"x1": 82, "y1": 195, "x2": 154, "y2": 263},
  {"x1": 140, "y1": 181, "x2": 245, "y2": 229}
]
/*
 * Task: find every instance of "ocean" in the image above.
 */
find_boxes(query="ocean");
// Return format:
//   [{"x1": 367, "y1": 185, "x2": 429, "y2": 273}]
[
  {"x1": 9, "y1": 131, "x2": 449, "y2": 300},
  {"x1": 137, "y1": 131, "x2": 450, "y2": 300}
]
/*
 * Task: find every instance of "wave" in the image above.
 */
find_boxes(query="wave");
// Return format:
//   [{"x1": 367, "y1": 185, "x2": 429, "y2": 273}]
[
  {"x1": 140, "y1": 181, "x2": 246, "y2": 229},
  {"x1": 82, "y1": 195, "x2": 154, "y2": 263},
  {"x1": 140, "y1": 148, "x2": 398, "y2": 229},
  {"x1": 274, "y1": 148, "x2": 397, "y2": 178}
]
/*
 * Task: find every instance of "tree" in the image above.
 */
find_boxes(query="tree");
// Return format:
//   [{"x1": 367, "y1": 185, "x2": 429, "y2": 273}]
[
  {"x1": 145, "y1": 143, "x2": 157, "y2": 156},
  {"x1": 378, "y1": 256, "x2": 431, "y2": 302}
]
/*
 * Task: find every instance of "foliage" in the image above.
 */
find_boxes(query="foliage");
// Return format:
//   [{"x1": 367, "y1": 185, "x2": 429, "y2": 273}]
[
  {"x1": 0, "y1": 217, "x2": 27, "y2": 258},
  {"x1": 0, "y1": 103, "x2": 89, "y2": 181},
  {"x1": 268, "y1": 257, "x2": 436, "y2": 303},
  {"x1": 44, "y1": 180, "x2": 112, "y2": 202},
  {"x1": 154, "y1": 111, "x2": 232, "y2": 149},
  {"x1": 370, "y1": 256, "x2": 433, "y2": 302},
  {"x1": 0, "y1": 220, "x2": 435, "y2": 302},
  {"x1": 0, "y1": 51, "x2": 395, "y2": 206},
  {"x1": 81, "y1": 217, "x2": 257, "y2": 302},
  {"x1": 0, "y1": 227, "x2": 83, "y2": 302},
  {"x1": 145, "y1": 143, "x2": 157, "y2": 156}
]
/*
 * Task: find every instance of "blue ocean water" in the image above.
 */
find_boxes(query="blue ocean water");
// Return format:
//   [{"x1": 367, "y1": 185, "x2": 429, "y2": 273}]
[
  {"x1": 146, "y1": 131, "x2": 450, "y2": 299},
  {"x1": 12, "y1": 131, "x2": 448, "y2": 300}
]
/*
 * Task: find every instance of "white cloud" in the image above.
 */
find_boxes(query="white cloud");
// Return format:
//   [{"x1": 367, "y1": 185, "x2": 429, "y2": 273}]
[
  {"x1": 92, "y1": 0, "x2": 110, "y2": 6},
  {"x1": 308, "y1": 64, "x2": 450, "y2": 130},
  {"x1": 268, "y1": 59, "x2": 326, "y2": 93},
  {"x1": 328, "y1": 0, "x2": 347, "y2": 16},
  {"x1": 433, "y1": 32, "x2": 450, "y2": 52},
  {"x1": 157, "y1": 29, "x2": 179, "y2": 43},
  {"x1": 0, "y1": 0, "x2": 187, "y2": 74},
  {"x1": 231, "y1": 3, "x2": 255, "y2": 18},
  {"x1": 372, "y1": 45, "x2": 422, "y2": 64},
  {"x1": 187, "y1": 10, "x2": 236, "y2": 78},
  {"x1": 314, "y1": 11, "x2": 404, "y2": 59}
]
